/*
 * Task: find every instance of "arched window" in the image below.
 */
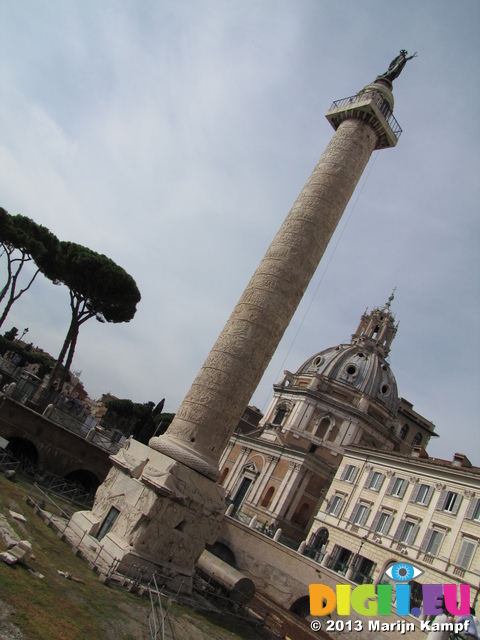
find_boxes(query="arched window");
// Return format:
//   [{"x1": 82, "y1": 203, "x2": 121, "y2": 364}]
[
  {"x1": 272, "y1": 406, "x2": 287, "y2": 425},
  {"x1": 315, "y1": 417, "x2": 330, "y2": 439},
  {"x1": 412, "y1": 432, "x2": 423, "y2": 446},
  {"x1": 261, "y1": 486, "x2": 275, "y2": 508},
  {"x1": 219, "y1": 467, "x2": 229, "y2": 485},
  {"x1": 399, "y1": 424, "x2": 409, "y2": 440}
]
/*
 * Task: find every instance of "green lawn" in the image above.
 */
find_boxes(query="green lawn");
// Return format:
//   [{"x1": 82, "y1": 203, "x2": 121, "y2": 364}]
[{"x1": 0, "y1": 473, "x2": 271, "y2": 640}]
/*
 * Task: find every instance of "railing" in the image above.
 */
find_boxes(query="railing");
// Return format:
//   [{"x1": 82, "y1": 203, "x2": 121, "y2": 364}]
[
  {"x1": 32, "y1": 507, "x2": 269, "y2": 635},
  {"x1": 0, "y1": 356, "x2": 21, "y2": 377},
  {"x1": 329, "y1": 90, "x2": 402, "y2": 141},
  {"x1": 18, "y1": 458, "x2": 95, "y2": 509},
  {"x1": 0, "y1": 448, "x2": 20, "y2": 473},
  {"x1": 1, "y1": 378, "x2": 122, "y2": 455}
]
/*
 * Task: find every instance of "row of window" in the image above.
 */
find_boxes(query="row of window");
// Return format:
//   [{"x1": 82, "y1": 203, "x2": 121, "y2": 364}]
[
  {"x1": 327, "y1": 491, "x2": 480, "y2": 523},
  {"x1": 340, "y1": 464, "x2": 480, "y2": 518},
  {"x1": 325, "y1": 497, "x2": 477, "y2": 570}
]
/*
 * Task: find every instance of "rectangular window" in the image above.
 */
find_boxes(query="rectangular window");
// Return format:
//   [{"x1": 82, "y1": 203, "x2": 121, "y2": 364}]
[
  {"x1": 421, "y1": 529, "x2": 445, "y2": 557},
  {"x1": 341, "y1": 464, "x2": 358, "y2": 483},
  {"x1": 437, "y1": 490, "x2": 463, "y2": 515},
  {"x1": 371, "y1": 511, "x2": 393, "y2": 535},
  {"x1": 455, "y1": 539, "x2": 476, "y2": 570},
  {"x1": 365, "y1": 471, "x2": 385, "y2": 492},
  {"x1": 327, "y1": 494, "x2": 345, "y2": 517},
  {"x1": 390, "y1": 477, "x2": 407, "y2": 497},
  {"x1": 466, "y1": 498, "x2": 480, "y2": 522},
  {"x1": 349, "y1": 503, "x2": 371, "y2": 527},
  {"x1": 394, "y1": 519, "x2": 419, "y2": 546},
  {"x1": 411, "y1": 483, "x2": 434, "y2": 506},
  {"x1": 399, "y1": 521, "x2": 415, "y2": 543}
]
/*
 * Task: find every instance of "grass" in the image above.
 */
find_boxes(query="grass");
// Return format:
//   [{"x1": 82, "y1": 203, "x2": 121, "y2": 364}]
[{"x1": 0, "y1": 473, "x2": 273, "y2": 640}]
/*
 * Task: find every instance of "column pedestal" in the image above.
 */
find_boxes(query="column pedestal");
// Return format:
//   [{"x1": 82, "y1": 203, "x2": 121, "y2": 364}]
[{"x1": 69, "y1": 439, "x2": 225, "y2": 591}]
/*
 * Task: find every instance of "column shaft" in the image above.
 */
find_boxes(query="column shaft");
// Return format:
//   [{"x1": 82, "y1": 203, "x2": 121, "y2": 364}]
[{"x1": 151, "y1": 117, "x2": 378, "y2": 479}]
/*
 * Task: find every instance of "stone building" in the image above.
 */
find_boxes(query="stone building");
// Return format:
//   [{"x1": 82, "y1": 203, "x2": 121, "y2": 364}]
[
  {"x1": 306, "y1": 444, "x2": 480, "y2": 612},
  {"x1": 219, "y1": 296, "x2": 437, "y2": 542}
]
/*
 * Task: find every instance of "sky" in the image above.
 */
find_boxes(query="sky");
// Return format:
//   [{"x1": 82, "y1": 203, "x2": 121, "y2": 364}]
[{"x1": 0, "y1": 1, "x2": 479, "y2": 464}]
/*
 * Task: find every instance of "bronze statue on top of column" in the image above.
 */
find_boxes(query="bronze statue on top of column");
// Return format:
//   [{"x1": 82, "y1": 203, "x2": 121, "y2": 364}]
[{"x1": 377, "y1": 50, "x2": 417, "y2": 83}]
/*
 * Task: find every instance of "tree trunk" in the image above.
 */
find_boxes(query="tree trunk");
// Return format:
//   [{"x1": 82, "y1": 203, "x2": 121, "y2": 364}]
[
  {"x1": 48, "y1": 317, "x2": 78, "y2": 393},
  {"x1": 0, "y1": 267, "x2": 40, "y2": 329},
  {"x1": 57, "y1": 325, "x2": 80, "y2": 391}
]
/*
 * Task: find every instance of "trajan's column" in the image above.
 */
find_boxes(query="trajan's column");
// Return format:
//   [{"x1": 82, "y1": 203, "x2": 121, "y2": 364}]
[{"x1": 71, "y1": 53, "x2": 415, "y2": 589}]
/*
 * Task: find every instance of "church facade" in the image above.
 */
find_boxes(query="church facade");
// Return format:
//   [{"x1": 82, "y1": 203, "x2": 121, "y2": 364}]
[{"x1": 218, "y1": 295, "x2": 437, "y2": 542}]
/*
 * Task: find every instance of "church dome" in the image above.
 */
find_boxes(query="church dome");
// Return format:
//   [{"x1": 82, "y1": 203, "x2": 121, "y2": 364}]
[
  {"x1": 297, "y1": 343, "x2": 398, "y2": 414},
  {"x1": 296, "y1": 295, "x2": 399, "y2": 414}
]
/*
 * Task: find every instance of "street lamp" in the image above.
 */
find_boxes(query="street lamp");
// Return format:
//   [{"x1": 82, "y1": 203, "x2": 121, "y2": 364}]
[{"x1": 18, "y1": 328, "x2": 29, "y2": 342}]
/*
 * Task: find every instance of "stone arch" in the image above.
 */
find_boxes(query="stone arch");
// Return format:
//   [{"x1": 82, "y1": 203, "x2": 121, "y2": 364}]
[
  {"x1": 206, "y1": 541, "x2": 237, "y2": 568},
  {"x1": 245, "y1": 453, "x2": 265, "y2": 473},
  {"x1": 5, "y1": 436, "x2": 39, "y2": 466},
  {"x1": 289, "y1": 595, "x2": 311, "y2": 618},
  {"x1": 309, "y1": 527, "x2": 329, "y2": 550},
  {"x1": 64, "y1": 469, "x2": 100, "y2": 493},
  {"x1": 375, "y1": 558, "x2": 398, "y2": 587},
  {"x1": 292, "y1": 502, "x2": 311, "y2": 528}
]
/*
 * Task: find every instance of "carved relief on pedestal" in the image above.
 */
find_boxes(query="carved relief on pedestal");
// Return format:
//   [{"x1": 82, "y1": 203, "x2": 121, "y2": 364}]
[{"x1": 111, "y1": 445, "x2": 149, "y2": 479}]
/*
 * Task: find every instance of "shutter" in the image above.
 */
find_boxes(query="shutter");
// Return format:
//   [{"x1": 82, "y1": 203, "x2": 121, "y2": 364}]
[
  {"x1": 359, "y1": 507, "x2": 371, "y2": 527},
  {"x1": 436, "y1": 490, "x2": 448, "y2": 511},
  {"x1": 466, "y1": 498, "x2": 479, "y2": 520},
  {"x1": 393, "y1": 520, "x2": 405, "y2": 542},
  {"x1": 398, "y1": 479, "x2": 408, "y2": 499},
  {"x1": 452, "y1": 494, "x2": 463, "y2": 516},
  {"x1": 386, "y1": 477, "x2": 396, "y2": 495},
  {"x1": 335, "y1": 496, "x2": 345, "y2": 517},
  {"x1": 327, "y1": 496, "x2": 336, "y2": 514},
  {"x1": 349, "y1": 504, "x2": 360, "y2": 523},
  {"x1": 365, "y1": 470, "x2": 374, "y2": 489},
  {"x1": 370, "y1": 512, "x2": 381, "y2": 532},
  {"x1": 377, "y1": 473, "x2": 386, "y2": 491},
  {"x1": 424, "y1": 485, "x2": 434, "y2": 507},
  {"x1": 350, "y1": 466, "x2": 359, "y2": 483},
  {"x1": 340, "y1": 466, "x2": 349, "y2": 481},
  {"x1": 407, "y1": 523, "x2": 419, "y2": 546},
  {"x1": 384, "y1": 515, "x2": 394, "y2": 535},
  {"x1": 457, "y1": 540, "x2": 475, "y2": 569},
  {"x1": 410, "y1": 483, "x2": 421, "y2": 503},
  {"x1": 421, "y1": 529, "x2": 433, "y2": 553},
  {"x1": 429, "y1": 531, "x2": 444, "y2": 556}
]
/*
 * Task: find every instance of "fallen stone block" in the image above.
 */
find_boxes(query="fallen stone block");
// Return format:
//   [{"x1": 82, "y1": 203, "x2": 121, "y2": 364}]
[
  {"x1": 0, "y1": 514, "x2": 21, "y2": 548},
  {"x1": 0, "y1": 551, "x2": 18, "y2": 565},
  {"x1": 9, "y1": 510, "x2": 27, "y2": 523},
  {"x1": 8, "y1": 540, "x2": 33, "y2": 564}
]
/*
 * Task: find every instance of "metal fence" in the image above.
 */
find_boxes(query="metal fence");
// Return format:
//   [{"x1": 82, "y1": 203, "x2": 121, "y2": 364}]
[{"x1": 329, "y1": 90, "x2": 403, "y2": 141}]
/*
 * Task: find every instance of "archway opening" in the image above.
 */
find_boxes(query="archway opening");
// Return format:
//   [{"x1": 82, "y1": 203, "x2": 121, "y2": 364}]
[
  {"x1": 290, "y1": 595, "x2": 311, "y2": 618},
  {"x1": 6, "y1": 437, "x2": 39, "y2": 466},
  {"x1": 64, "y1": 469, "x2": 100, "y2": 493},
  {"x1": 206, "y1": 541, "x2": 236, "y2": 568}
]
